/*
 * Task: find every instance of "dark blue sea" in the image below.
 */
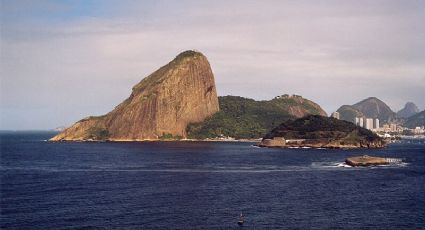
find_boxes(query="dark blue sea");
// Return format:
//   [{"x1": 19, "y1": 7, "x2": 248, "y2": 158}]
[{"x1": 1, "y1": 131, "x2": 424, "y2": 229}]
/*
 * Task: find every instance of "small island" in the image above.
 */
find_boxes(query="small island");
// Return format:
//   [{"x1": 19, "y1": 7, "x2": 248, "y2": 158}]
[
  {"x1": 345, "y1": 155, "x2": 386, "y2": 166},
  {"x1": 345, "y1": 155, "x2": 402, "y2": 167},
  {"x1": 258, "y1": 115, "x2": 386, "y2": 149}
]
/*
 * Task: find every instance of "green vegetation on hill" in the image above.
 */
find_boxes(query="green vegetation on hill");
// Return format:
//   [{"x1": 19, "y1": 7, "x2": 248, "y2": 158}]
[
  {"x1": 186, "y1": 95, "x2": 326, "y2": 139},
  {"x1": 336, "y1": 105, "x2": 364, "y2": 123},
  {"x1": 264, "y1": 115, "x2": 382, "y2": 144}
]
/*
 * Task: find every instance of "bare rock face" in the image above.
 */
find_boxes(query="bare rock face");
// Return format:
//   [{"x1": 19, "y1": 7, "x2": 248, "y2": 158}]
[{"x1": 51, "y1": 50, "x2": 219, "y2": 141}]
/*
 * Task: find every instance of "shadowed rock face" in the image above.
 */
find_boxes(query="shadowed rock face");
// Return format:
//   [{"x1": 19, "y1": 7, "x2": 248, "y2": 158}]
[
  {"x1": 397, "y1": 102, "x2": 419, "y2": 118},
  {"x1": 51, "y1": 50, "x2": 219, "y2": 141}
]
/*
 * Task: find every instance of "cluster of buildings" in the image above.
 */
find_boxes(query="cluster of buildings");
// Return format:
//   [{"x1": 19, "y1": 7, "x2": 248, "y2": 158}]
[
  {"x1": 331, "y1": 112, "x2": 424, "y2": 136},
  {"x1": 331, "y1": 112, "x2": 380, "y2": 130},
  {"x1": 354, "y1": 117, "x2": 380, "y2": 130}
]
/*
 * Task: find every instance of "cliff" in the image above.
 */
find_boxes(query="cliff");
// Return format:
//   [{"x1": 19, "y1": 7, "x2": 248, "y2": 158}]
[
  {"x1": 345, "y1": 156, "x2": 388, "y2": 167},
  {"x1": 186, "y1": 95, "x2": 327, "y2": 139},
  {"x1": 259, "y1": 115, "x2": 385, "y2": 148},
  {"x1": 51, "y1": 50, "x2": 219, "y2": 141}
]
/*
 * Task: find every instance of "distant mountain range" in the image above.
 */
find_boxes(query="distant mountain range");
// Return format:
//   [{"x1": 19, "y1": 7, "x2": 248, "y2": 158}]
[
  {"x1": 336, "y1": 98, "x2": 422, "y2": 127},
  {"x1": 50, "y1": 50, "x2": 423, "y2": 141},
  {"x1": 336, "y1": 97, "x2": 396, "y2": 123}
]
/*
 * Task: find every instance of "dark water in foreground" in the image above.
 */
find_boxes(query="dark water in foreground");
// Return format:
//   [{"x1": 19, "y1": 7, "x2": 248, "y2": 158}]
[{"x1": 1, "y1": 131, "x2": 425, "y2": 229}]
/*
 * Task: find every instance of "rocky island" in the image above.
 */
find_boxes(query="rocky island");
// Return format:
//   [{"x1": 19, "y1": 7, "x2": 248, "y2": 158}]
[
  {"x1": 50, "y1": 50, "x2": 219, "y2": 141},
  {"x1": 345, "y1": 155, "x2": 387, "y2": 167},
  {"x1": 259, "y1": 115, "x2": 385, "y2": 148}
]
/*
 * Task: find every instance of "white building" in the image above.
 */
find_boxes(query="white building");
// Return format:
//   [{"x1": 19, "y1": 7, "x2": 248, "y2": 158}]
[
  {"x1": 374, "y1": 118, "x2": 379, "y2": 129},
  {"x1": 331, "y1": 112, "x2": 340, "y2": 119},
  {"x1": 365, "y1": 118, "x2": 374, "y2": 130},
  {"x1": 359, "y1": 117, "x2": 364, "y2": 127}
]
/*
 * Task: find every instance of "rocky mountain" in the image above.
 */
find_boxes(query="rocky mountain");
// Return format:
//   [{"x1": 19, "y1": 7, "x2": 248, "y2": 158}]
[
  {"x1": 187, "y1": 94, "x2": 327, "y2": 139},
  {"x1": 397, "y1": 102, "x2": 419, "y2": 118},
  {"x1": 336, "y1": 105, "x2": 364, "y2": 123},
  {"x1": 51, "y1": 50, "x2": 219, "y2": 141},
  {"x1": 337, "y1": 97, "x2": 396, "y2": 123},
  {"x1": 404, "y1": 110, "x2": 425, "y2": 128},
  {"x1": 260, "y1": 115, "x2": 385, "y2": 148}
]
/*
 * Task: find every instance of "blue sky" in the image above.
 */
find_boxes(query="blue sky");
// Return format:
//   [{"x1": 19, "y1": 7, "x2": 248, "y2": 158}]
[{"x1": 1, "y1": 0, "x2": 425, "y2": 130}]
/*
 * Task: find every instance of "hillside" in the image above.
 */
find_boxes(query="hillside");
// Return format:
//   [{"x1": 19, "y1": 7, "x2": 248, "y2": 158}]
[
  {"x1": 260, "y1": 115, "x2": 385, "y2": 148},
  {"x1": 336, "y1": 97, "x2": 396, "y2": 123},
  {"x1": 336, "y1": 105, "x2": 365, "y2": 123},
  {"x1": 51, "y1": 50, "x2": 219, "y2": 141},
  {"x1": 187, "y1": 95, "x2": 327, "y2": 139},
  {"x1": 404, "y1": 110, "x2": 425, "y2": 128},
  {"x1": 352, "y1": 97, "x2": 396, "y2": 121},
  {"x1": 397, "y1": 102, "x2": 419, "y2": 118}
]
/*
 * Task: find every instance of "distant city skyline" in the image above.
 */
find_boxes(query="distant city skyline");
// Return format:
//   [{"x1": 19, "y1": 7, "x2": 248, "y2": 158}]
[{"x1": 1, "y1": 0, "x2": 424, "y2": 130}]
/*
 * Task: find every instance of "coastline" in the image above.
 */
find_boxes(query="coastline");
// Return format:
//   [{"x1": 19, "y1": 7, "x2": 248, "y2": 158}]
[{"x1": 48, "y1": 138, "x2": 262, "y2": 143}]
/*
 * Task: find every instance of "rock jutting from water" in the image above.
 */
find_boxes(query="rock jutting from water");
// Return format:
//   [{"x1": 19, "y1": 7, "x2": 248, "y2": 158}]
[
  {"x1": 50, "y1": 50, "x2": 219, "y2": 141},
  {"x1": 345, "y1": 155, "x2": 390, "y2": 167}
]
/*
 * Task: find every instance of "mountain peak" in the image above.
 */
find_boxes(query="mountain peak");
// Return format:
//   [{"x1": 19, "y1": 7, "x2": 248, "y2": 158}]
[
  {"x1": 397, "y1": 102, "x2": 419, "y2": 118},
  {"x1": 51, "y1": 50, "x2": 219, "y2": 141},
  {"x1": 337, "y1": 97, "x2": 395, "y2": 123}
]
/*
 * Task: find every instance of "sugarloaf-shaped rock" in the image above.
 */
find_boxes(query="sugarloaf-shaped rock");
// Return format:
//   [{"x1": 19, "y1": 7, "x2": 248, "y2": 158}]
[
  {"x1": 397, "y1": 102, "x2": 419, "y2": 118},
  {"x1": 337, "y1": 97, "x2": 395, "y2": 123},
  {"x1": 51, "y1": 50, "x2": 219, "y2": 141}
]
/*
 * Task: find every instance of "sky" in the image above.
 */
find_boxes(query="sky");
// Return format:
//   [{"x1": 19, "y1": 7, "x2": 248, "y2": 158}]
[{"x1": 1, "y1": 0, "x2": 425, "y2": 130}]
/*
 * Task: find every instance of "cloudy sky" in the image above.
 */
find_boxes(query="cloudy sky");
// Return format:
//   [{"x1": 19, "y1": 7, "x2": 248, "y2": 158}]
[{"x1": 1, "y1": 0, "x2": 424, "y2": 130}]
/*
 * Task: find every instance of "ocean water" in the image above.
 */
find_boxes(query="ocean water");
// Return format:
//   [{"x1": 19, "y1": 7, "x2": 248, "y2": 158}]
[{"x1": 1, "y1": 131, "x2": 424, "y2": 229}]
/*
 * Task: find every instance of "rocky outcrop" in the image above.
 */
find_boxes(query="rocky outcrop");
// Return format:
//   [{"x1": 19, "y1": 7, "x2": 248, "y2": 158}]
[
  {"x1": 260, "y1": 115, "x2": 386, "y2": 149},
  {"x1": 345, "y1": 155, "x2": 388, "y2": 167},
  {"x1": 51, "y1": 50, "x2": 219, "y2": 141},
  {"x1": 258, "y1": 137, "x2": 286, "y2": 147},
  {"x1": 397, "y1": 102, "x2": 419, "y2": 118}
]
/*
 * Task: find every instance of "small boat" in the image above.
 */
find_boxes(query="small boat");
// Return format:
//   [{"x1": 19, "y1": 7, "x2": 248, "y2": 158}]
[{"x1": 237, "y1": 213, "x2": 244, "y2": 226}]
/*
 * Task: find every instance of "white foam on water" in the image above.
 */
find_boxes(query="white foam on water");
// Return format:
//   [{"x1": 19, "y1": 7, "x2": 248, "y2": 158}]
[{"x1": 311, "y1": 162, "x2": 352, "y2": 169}]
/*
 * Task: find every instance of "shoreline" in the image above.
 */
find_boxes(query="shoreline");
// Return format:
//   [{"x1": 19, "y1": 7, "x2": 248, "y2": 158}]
[{"x1": 49, "y1": 138, "x2": 261, "y2": 143}]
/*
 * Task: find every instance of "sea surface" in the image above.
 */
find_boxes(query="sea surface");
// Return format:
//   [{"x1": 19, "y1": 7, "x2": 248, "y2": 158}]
[{"x1": 1, "y1": 131, "x2": 425, "y2": 229}]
